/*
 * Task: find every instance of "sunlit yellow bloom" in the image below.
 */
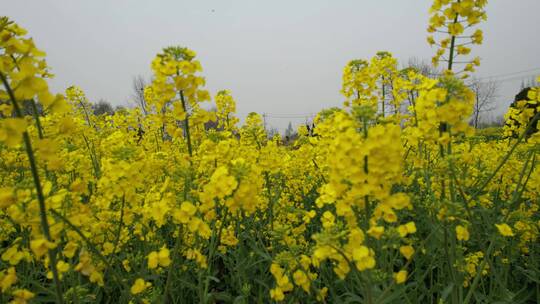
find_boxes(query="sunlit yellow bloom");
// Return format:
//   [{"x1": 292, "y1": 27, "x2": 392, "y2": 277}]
[
  {"x1": 367, "y1": 226, "x2": 385, "y2": 239},
  {"x1": 0, "y1": 267, "x2": 17, "y2": 292},
  {"x1": 0, "y1": 187, "x2": 16, "y2": 209},
  {"x1": 495, "y1": 223, "x2": 514, "y2": 237},
  {"x1": 394, "y1": 270, "x2": 408, "y2": 284},
  {"x1": 400, "y1": 245, "x2": 415, "y2": 260},
  {"x1": 398, "y1": 222, "x2": 417, "y2": 237},
  {"x1": 292, "y1": 270, "x2": 310, "y2": 292},
  {"x1": 456, "y1": 225, "x2": 470, "y2": 241},
  {"x1": 130, "y1": 278, "x2": 151, "y2": 295},
  {"x1": 30, "y1": 239, "x2": 56, "y2": 260},
  {"x1": 147, "y1": 246, "x2": 171, "y2": 269},
  {"x1": 10, "y1": 289, "x2": 34, "y2": 304}
]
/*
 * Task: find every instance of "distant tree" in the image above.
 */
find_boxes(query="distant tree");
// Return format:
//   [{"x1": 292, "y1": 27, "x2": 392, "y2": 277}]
[
  {"x1": 115, "y1": 105, "x2": 128, "y2": 115},
  {"x1": 283, "y1": 121, "x2": 299, "y2": 144},
  {"x1": 478, "y1": 113, "x2": 505, "y2": 128},
  {"x1": 203, "y1": 106, "x2": 220, "y2": 131},
  {"x1": 285, "y1": 122, "x2": 294, "y2": 138},
  {"x1": 492, "y1": 114, "x2": 505, "y2": 127},
  {"x1": 93, "y1": 99, "x2": 114, "y2": 115},
  {"x1": 132, "y1": 75, "x2": 148, "y2": 115},
  {"x1": 406, "y1": 57, "x2": 440, "y2": 77},
  {"x1": 520, "y1": 76, "x2": 539, "y2": 90},
  {"x1": 266, "y1": 127, "x2": 280, "y2": 139},
  {"x1": 469, "y1": 78, "x2": 499, "y2": 128}
]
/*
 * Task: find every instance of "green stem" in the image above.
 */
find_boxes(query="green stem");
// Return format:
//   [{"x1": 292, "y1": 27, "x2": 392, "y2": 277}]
[
  {"x1": 376, "y1": 227, "x2": 440, "y2": 303},
  {"x1": 78, "y1": 99, "x2": 93, "y2": 129},
  {"x1": 447, "y1": 13, "x2": 459, "y2": 71},
  {"x1": 264, "y1": 172, "x2": 274, "y2": 232},
  {"x1": 179, "y1": 90, "x2": 193, "y2": 157},
  {"x1": 202, "y1": 209, "x2": 229, "y2": 304},
  {"x1": 81, "y1": 134, "x2": 100, "y2": 178},
  {"x1": 109, "y1": 196, "x2": 126, "y2": 265},
  {"x1": 49, "y1": 209, "x2": 128, "y2": 291},
  {"x1": 362, "y1": 118, "x2": 371, "y2": 232},
  {"x1": 0, "y1": 72, "x2": 64, "y2": 304},
  {"x1": 381, "y1": 77, "x2": 386, "y2": 117},
  {"x1": 471, "y1": 112, "x2": 539, "y2": 200},
  {"x1": 463, "y1": 150, "x2": 535, "y2": 304},
  {"x1": 462, "y1": 241, "x2": 494, "y2": 304},
  {"x1": 443, "y1": 226, "x2": 459, "y2": 303},
  {"x1": 164, "y1": 88, "x2": 193, "y2": 301},
  {"x1": 30, "y1": 100, "x2": 44, "y2": 139},
  {"x1": 311, "y1": 159, "x2": 327, "y2": 184},
  {"x1": 163, "y1": 226, "x2": 183, "y2": 304}
]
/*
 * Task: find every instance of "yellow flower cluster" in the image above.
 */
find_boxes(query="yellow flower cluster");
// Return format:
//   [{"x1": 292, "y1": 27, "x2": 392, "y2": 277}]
[
  {"x1": 215, "y1": 90, "x2": 239, "y2": 131},
  {"x1": 503, "y1": 84, "x2": 540, "y2": 141},
  {"x1": 427, "y1": 0, "x2": 487, "y2": 75}
]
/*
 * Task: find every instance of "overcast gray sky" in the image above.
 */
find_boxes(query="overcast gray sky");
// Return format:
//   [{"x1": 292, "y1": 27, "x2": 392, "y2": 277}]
[{"x1": 4, "y1": 1, "x2": 540, "y2": 130}]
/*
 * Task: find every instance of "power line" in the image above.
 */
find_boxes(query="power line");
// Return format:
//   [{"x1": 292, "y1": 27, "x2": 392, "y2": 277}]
[
  {"x1": 238, "y1": 112, "x2": 316, "y2": 119},
  {"x1": 474, "y1": 67, "x2": 540, "y2": 81},
  {"x1": 494, "y1": 73, "x2": 539, "y2": 83},
  {"x1": 235, "y1": 68, "x2": 539, "y2": 119},
  {"x1": 427, "y1": 67, "x2": 540, "y2": 82},
  {"x1": 265, "y1": 114, "x2": 315, "y2": 119},
  {"x1": 469, "y1": 73, "x2": 539, "y2": 85}
]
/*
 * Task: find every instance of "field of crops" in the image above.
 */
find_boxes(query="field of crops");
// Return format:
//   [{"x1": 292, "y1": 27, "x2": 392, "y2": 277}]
[{"x1": 1, "y1": 0, "x2": 539, "y2": 303}]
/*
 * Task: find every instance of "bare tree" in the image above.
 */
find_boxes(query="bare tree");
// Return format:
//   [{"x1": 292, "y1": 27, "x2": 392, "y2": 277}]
[
  {"x1": 469, "y1": 78, "x2": 499, "y2": 128},
  {"x1": 492, "y1": 114, "x2": 505, "y2": 127},
  {"x1": 520, "y1": 76, "x2": 539, "y2": 90},
  {"x1": 406, "y1": 57, "x2": 441, "y2": 77},
  {"x1": 482, "y1": 114, "x2": 505, "y2": 128},
  {"x1": 115, "y1": 105, "x2": 128, "y2": 114},
  {"x1": 266, "y1": 127, "x2": 280, "y2": 139},
  {"x1": 285, "y1": 121, "x2": 294, "y2": 138},
  {"x1": 132, "y1": 75, "x2": 148, "y2": 115}
]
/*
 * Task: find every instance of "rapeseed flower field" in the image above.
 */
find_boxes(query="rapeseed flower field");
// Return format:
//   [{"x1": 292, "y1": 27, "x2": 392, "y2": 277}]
[{"x1": 1, "y1": 0, "x2": 539, "y2": 303}]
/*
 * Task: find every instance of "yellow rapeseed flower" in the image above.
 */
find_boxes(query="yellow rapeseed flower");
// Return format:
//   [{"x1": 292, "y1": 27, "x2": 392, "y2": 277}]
[
  {"x1": 29, "y1": 239, "x2": 56, "y2": 260},
  {"x1": 0, "y1": 267, "x2": 17, "y2": 292},
  {"x1": 394, "y1": 270, "x2": 408, "y2": 284},
  {"x1": 456, "y1": 225, "x2": 470, "y2": 241},
  {"x1": 0, "y1": 187, "x2": 16, "y2": 209},
  {"x1": 399, "y1": 245, "x2": 415, "y2": 260},
  {"x1": 130, "y1": 278, "x2": 151, "y2": 295},
  {"x1": 10, "y1": 289, "x2": 34, "y2": 304},
  {"x1": 147, "y1": 246, "x2": 171, "y2": 269},
  {"x1": 398, "y1": 221, "x2": 417, "y2": 237},
  {"x1": 495, "y1": 223, "x2": 514, "y2": 237}
]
